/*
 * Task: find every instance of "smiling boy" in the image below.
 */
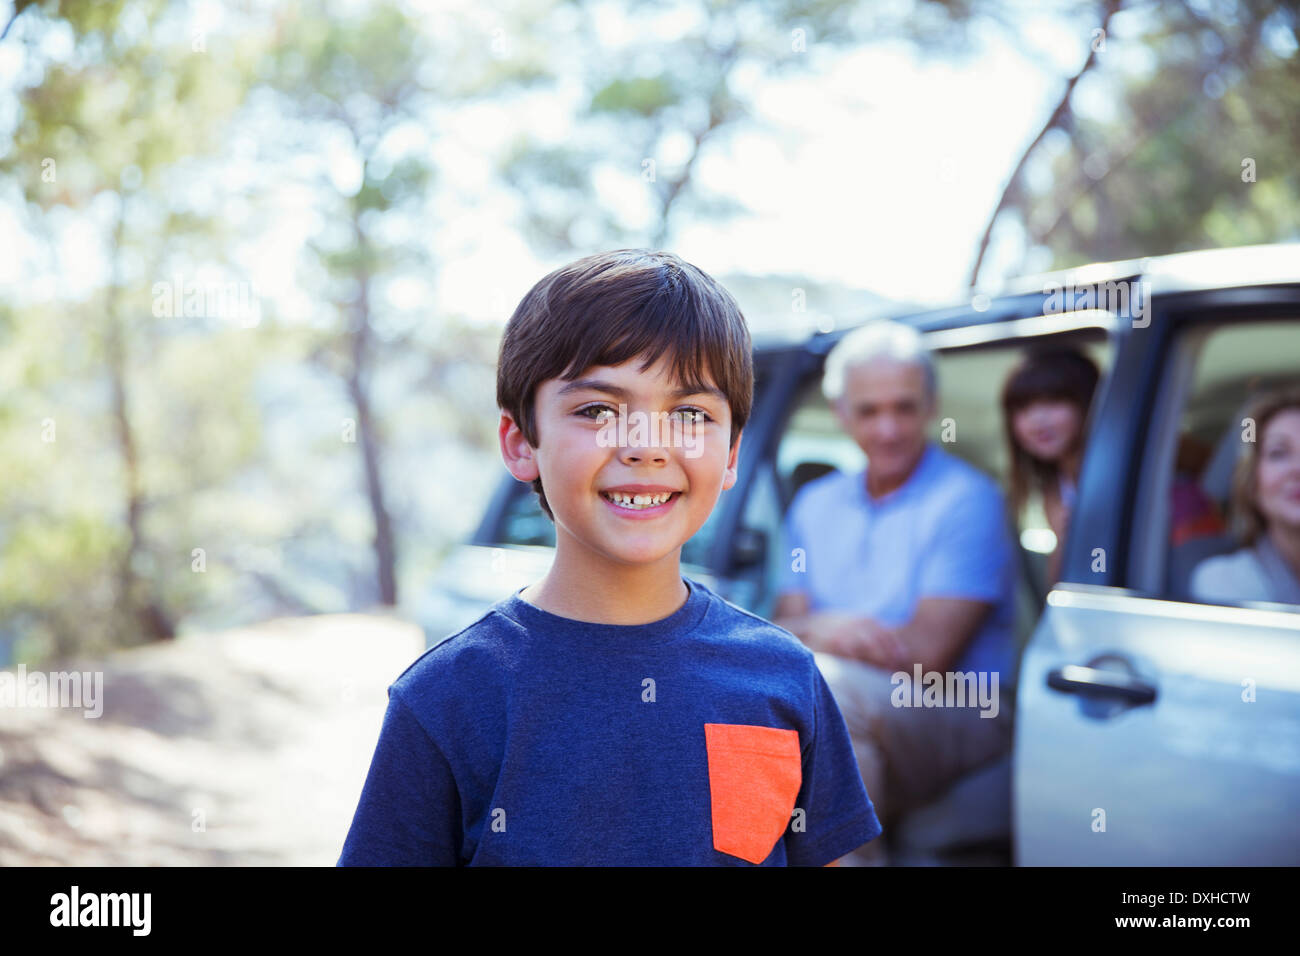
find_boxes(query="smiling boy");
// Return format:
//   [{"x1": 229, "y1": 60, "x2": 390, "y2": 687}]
[{"x1": 337, "y1": 249, "x2": 882, "y2": 866}]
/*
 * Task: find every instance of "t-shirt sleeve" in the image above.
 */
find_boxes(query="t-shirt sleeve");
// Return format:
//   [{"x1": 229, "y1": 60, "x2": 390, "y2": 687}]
[
  {"x1": 917, "y1": 479, "x2": 1013, "y2": 603},
  {"x1": 337, "y1": 686, "x2": 462, "y2": 866},
  {"x1": 775, "y1": 490, "x2": 812, "y2": 598},
  {"x1": 784, "y1": 664, "x2": 882, "y2": 866}
]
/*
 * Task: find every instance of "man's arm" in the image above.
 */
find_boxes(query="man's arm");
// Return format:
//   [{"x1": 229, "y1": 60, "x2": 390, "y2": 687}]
[
  {"x1": 772, "y1": 493, "x2": 863, "y2": 654},
  {"x1": 786, "y1": 596, "x2": 990, "y2": 673},
  {"x1": 773, "y1": 591, "x2": 908, "y2": 665},
  {"x1": 881, "y1": 478, "x2": 1012, "y2": 672},
  {"x1": 889, "y1": 596, "x2": 993, "y2": 673}
]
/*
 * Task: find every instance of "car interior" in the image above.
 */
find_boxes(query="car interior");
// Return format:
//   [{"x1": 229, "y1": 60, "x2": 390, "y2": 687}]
[{"x1": 1162, "y1": 318, "x2": 1300, "y2": 605}]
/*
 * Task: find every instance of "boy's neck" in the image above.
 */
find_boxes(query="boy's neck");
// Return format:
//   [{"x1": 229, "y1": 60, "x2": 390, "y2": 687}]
[{"x1": 519, "y1": 559, "x2": 689, "y2": 626}]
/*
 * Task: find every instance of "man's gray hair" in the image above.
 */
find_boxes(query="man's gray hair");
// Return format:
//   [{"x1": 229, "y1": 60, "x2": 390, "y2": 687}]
[{"x1": 821, "y1": 319, "x2": 936, "y2": 403}]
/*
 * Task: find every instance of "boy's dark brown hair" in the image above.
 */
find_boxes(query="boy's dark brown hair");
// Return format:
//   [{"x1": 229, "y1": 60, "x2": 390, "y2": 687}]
[{"x1": 497, "y1": 249, "x2": 754, "y2": 521}]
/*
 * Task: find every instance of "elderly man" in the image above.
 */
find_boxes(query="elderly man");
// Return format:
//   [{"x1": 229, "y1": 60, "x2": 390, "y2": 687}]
[{"x1": 771, "y1": 320, "x2": 1017, "y2": 866}]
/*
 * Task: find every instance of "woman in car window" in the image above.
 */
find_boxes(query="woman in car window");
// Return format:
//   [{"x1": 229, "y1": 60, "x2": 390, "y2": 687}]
[
  {"x1": 1001, "y1": 347, "x2": 1099, "y2": 586},
  {"x1": 1191, "y1": 387, "x2": 1300, "y2": 605}
]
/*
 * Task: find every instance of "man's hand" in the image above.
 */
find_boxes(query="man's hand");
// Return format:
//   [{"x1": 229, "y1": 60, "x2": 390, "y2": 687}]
[
  {"x1": 830, "y1": 618, "x2": 909, "y2": 670},
  {"x1": 771, "y1": 591, "x2": 992, "y2": 674},
  {"x1": 799, "y1": 612, "x2": 856, "y2": 654},
  {"x1": 771, "y1": 594, "x2": 909, "y2": 669},
  {"x1": 812, "y1": 614, "x2": 908, "y2": 670}
]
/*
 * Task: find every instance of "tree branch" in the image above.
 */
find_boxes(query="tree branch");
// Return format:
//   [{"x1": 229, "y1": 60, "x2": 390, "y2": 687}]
[{"x1": 967, "y1": 0, "x2": 1124, "y2": 289}]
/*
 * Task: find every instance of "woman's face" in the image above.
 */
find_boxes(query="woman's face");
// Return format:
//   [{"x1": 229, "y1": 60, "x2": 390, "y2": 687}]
[
  {"x1": 1011, "y1": 398, "x2": 1084, "y2": 465},
  {"x1": 1256, "y1": 408, "x2": 1300, "y2": 534}
]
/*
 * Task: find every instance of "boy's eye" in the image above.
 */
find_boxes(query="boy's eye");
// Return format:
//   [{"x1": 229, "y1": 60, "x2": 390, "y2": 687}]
[
  {"x1": 576, "y1": 404, "x2": 617, "y2": 422},
  {"x1": 670, "y1": 408, "x2": 712, "y2": 425}
]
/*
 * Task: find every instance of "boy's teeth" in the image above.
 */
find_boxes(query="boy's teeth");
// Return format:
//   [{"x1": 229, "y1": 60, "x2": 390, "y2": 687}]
[{"x1": 604, "y1": 491, "x2": 674, "y2": 508}]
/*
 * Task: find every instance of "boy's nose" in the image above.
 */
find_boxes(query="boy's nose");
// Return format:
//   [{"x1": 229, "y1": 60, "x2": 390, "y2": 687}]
[
  {"x1": 622, "y1": 434, "x2": 670, "y2": 460},
  {"x1": 623, "y1": 447, "x2": 668, "y2": 462}
]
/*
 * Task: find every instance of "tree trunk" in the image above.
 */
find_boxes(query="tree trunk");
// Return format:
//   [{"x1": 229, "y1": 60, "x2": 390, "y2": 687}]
[
  {"x1": 105, "y1": 197, "x2": 175, "y2": 642},
  {"x1": 347, "y1": 264, "x2": 398, "y2": 606}
]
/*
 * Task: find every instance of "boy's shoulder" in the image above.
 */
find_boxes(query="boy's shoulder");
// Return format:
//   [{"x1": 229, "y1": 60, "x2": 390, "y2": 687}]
[
  {"x1": 691, "y1": 578, "x2": 816, "y2": 663},
  {"x1": 388, "y1": 601, "x2": 518, "y2": 703},
  {"x1": 391, "y1": 577, "x2": 817, "y2": 703}
]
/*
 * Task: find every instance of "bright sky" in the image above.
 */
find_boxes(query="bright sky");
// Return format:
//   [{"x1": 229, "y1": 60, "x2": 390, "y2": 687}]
[
  {"x1": 0, "y1": 0, "x2": 1140, "y2": 327},
  {"x1": 424, "y1": 1, "x2": 1127, "y2": 322}
]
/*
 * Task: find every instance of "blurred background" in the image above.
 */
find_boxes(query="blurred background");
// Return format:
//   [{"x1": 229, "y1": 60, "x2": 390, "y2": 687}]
[{"x1": 0, "y1": 0, "x2": 1297, "y2": 864}]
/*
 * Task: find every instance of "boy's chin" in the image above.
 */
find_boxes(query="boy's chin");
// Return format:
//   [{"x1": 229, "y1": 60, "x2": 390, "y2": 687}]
[{"x1": 594, "y1": 532, "x2": 689, "y2": 561}]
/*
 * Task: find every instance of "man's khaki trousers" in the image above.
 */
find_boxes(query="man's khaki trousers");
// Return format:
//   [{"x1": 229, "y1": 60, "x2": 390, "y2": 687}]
[{"x1": 814, "y1": 651, "x2": 1014, "y2": 865}]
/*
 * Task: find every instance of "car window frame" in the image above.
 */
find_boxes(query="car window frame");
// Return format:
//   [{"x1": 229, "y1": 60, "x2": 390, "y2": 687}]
[
  {"x1": 762, "y1": 309, "x2": 1119, "y2": 612},
  {"x1": 1127, "y1": 286, "x2": 1300, "y2": 605}
]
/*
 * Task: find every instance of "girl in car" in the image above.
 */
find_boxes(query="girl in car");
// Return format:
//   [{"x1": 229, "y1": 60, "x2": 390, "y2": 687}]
[{"x1": 1000, "y1": 347, "x2": 1100, "y2": 587}]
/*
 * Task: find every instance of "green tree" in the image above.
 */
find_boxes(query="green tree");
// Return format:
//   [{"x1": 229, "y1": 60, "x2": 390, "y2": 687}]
[
  {"x1": 976, "y1": 0, "x2": 1300, "y2": 281},
  {"x1": 253, "y1": 0, "x2": 549, "y2": 605},
  {"x1": 1, "y1": 0, "x2": 262, "y2": 656}
]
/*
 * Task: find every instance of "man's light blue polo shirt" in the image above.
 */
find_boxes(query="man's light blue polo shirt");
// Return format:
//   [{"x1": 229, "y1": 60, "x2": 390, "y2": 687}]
[{"x1": 777, "y1": 442, "x2": 1017, "y2": 682}]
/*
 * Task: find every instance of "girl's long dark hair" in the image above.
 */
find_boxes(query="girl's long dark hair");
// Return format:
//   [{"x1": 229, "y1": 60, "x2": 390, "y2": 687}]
[{"x1": 1001, "y1": 347, "x2": 1101, "y2": 520}]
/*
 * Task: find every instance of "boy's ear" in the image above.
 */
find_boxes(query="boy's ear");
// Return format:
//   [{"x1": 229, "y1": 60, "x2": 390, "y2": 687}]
[
  {"x1": 721, "y1": 428, "x2": 742, "y2": 491},
  {"x1": 499, "y1": 412, "x2": 540, "y2": 482}
]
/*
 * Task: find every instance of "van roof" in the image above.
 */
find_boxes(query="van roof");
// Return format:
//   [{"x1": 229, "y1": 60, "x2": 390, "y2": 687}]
[
  {"x1": 755, "y1": 242, "x2": 1300, "y2": 352},
  {"x1": 989, "y1": 241, "x2": 1300, "y2": 298}
]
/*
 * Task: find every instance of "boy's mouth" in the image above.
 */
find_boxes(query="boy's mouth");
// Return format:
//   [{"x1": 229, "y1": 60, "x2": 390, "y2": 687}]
[{"x1": 599, "y1": 490, "x2": 681, "y2": 515}]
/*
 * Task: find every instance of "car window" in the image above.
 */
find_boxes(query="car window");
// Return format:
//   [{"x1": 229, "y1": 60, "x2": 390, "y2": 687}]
[
  {"x1": 1163, "y1": 318, "x2": 1300, "y2": 607},
  {"x1": 774, "y1": 380, "x2": 866, "y2": 510},
  {"x1": 929, "y1": 335, "x2": 1111, "y2": 559},
  {"x1": 770, "y1": 328, "x2": 1112, "y2": 647}
]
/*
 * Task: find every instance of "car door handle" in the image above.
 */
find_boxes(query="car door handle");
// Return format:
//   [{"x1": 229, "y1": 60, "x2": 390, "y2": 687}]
[{"x1": 1046, "y1": 664, "x2": 1157, "y2": 704}]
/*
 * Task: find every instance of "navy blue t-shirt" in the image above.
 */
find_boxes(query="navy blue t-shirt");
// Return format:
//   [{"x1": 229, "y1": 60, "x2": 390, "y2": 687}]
[{"x1": 337, "y1": 575, "x2": 882, "y2": 866}]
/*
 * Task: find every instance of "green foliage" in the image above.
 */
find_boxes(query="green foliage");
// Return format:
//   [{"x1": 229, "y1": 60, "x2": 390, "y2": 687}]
[
  {"x1": 1, "y1": 0, "x2": 267, "y2": 657},
  {"x1": 1013, "y1": 0, "x2": 1300, "y2": 269},
  {"x1": 590, "y1": 75, "x2": 680, "y2": 115}
]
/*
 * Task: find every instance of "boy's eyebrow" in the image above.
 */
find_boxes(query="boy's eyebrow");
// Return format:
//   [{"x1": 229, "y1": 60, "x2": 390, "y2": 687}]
[{"x1": 557, "y1": 378, "x2": 727, "y2": 403}]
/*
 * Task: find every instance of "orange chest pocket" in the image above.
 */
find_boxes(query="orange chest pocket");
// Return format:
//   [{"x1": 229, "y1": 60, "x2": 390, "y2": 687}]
[{"x1": 703, "y1": 722, "x2": 803, "y2": 864}]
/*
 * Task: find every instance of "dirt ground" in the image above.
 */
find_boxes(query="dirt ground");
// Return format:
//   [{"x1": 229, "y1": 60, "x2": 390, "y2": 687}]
[{"x1": 0, "y1": 613, "x2": 424, "y2": 866}]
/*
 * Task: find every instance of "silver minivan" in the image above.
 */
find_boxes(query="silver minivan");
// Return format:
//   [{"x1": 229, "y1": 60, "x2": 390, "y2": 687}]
[{"x1": 418, "y1": 243, "x2": 1300, "y2": 865}]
